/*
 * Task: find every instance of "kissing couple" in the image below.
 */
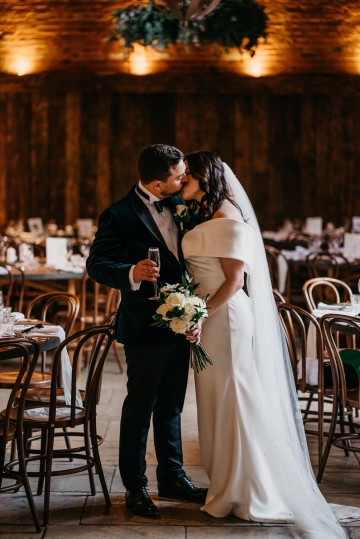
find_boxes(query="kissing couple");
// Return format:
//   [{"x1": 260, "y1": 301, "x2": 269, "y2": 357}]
[{"x1": 87, "y1": 144, "x2": 345, "y2": 538}]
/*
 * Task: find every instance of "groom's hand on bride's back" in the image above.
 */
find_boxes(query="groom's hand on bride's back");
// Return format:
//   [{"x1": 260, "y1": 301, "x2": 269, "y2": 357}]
[{"x1": 133, "y1": 259, "x2": 160, "y2": 284}]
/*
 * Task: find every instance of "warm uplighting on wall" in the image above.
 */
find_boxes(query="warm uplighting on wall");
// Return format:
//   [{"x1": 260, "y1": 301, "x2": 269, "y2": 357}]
[
  {"x1": 128, "y1": 45, "x2": 155, "y2": 75},
  {"x1": 7, "y1": 53, "x2": 36, "y2": 76},
  {"x1": 241, "y1": 50, "x2": 275, "y2": 77}
]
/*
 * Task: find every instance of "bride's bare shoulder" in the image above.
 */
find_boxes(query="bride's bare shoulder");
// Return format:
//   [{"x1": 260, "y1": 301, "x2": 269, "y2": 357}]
[{"x1": 213, "y1": 200, "x2": 244, "y2": 221}]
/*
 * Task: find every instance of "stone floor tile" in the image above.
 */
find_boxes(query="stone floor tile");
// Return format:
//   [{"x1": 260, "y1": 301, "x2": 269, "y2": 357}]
[
  {"x1": 82, "y1": 494, "x2": 255, "y2": 527},
  {"x1": 44, "y1": 525, "x2": 186, "y2": 538},
  {"x1": 186, "y1": 527, "x2": 294, "y2": 538}
]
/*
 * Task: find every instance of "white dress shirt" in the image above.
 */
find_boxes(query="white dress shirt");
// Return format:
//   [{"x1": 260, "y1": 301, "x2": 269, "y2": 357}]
[{"x1": 129, "y1": 181, "x2": 179, "y2": 290}]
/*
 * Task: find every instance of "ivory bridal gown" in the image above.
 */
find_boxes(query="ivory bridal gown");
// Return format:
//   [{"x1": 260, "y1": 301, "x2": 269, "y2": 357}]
[{"x1": 182, "y1": 217, "x2": 292, "y2": 522}]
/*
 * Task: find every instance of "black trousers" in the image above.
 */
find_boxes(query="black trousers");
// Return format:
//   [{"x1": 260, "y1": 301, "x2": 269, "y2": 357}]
[{"x1": 119, "y1": 339, "x2": 190, "y2": 490}]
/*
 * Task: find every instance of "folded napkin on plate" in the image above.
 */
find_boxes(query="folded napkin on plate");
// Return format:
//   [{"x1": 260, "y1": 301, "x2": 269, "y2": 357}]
[
  {"x1": 15, "y1": 325, "x2": 83, "y2": 409},
  {"x1": 54, "y1": 264, "x2": 83, "y2": 274},
  {"x1": 317, "y1": 302, "x2": 352, "y2": 311}
]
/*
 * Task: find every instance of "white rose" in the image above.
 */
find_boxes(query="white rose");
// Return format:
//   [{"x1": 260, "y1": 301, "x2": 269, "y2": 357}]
[
  {"x1": 160, "y1": 283, "x2": 177, "y2": 294},
  {"x1": 156, "y1": 303, "x2": 171, "y2": 319},
  {"x1": 175, "y1": 204, "x2": 188, "y2": 217},
  {"x1": 165, "y1": 292, "x2": 186, "y2": 308},
  {"x1": 169, "y1": 318, "x2": 189, "y2": 334},
  {"x1": 183, "y1": 301, "x2": 197, "y2": 320}
]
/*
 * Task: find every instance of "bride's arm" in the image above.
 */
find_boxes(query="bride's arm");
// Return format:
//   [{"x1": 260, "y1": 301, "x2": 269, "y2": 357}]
[
  {"x1": 185, "y1": 257, "x2": 244, "y2": 344},
  {"x1": 206, "y1": 257, "x2": 245, "y2": 316}
]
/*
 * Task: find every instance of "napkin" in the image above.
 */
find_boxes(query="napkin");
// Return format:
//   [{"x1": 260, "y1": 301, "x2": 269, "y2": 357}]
[
  {"x1": 317, "y1": 302, "x2": 352, "y2": 311},
  {"x1": 54, "y1": 264, "x2": 83, "y2": 274}
]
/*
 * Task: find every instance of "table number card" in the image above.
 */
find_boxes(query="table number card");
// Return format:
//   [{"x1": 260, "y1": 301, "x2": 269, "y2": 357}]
[
  {"x1": 344, "y1": 233, "x2": 360, "y2": 260},
  {"x1": 305, "y1": 217, "x2": 323, "y2": 235},
  {"x1": 46, "y1": 237, "x2": 68, "y2": 266}
]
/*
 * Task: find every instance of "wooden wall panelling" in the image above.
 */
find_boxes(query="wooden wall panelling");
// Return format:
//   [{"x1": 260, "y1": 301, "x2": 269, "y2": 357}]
[
  {"x1": 149, "y1": 94, "x2": 176, "y2": 147},
  {"x1": 65, "y1": 92, "x2": 81, "y2": 226},
  {"x1": 283, "y1": 96, "x2": 303, "y2": 222},
  {"x1": 96, "y1": 93, "x2": 111, "y2": 215},
  {"x1": 233, "y1": 96, "x2": 253, "y2": 196},
  {"x1": 48, "y1": 93, "x2": 67, "y2": 224},
  {"x1": 0, "y1": 95, "x2": 6, "y2": 227},
  {"x1": 175, "y1": 94, "x2": 201, "y2": 155},
  {"x1": 80, "y1": 93, "x2": 100, "y2": 222},
  {"x1": 314, "y1": 95, "x2": 332, "y2": 220},
  {"x1": 249, "y1": 95, "x2": 269, "y2": 227},
  {"x1": 111, "y1": 94, "x2": 154, "y2": 202},
  {"x1": 5, "y1": 93, "x2": 32, "y2": 221},
  {"x1": 30, "y1": 93, "x2": 49, "y2": 221},
  {"x1": 300, "y1": 96, "x2": 317, "y2": 223},
  {"x1": 338, "y1": 96, "x2": 359, "y2": 221}
]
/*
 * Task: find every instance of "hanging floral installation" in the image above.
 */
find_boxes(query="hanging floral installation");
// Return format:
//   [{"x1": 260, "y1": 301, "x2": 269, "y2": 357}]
[{"x1": 111, "y1": 0, "x2": 267, "y2": 56}]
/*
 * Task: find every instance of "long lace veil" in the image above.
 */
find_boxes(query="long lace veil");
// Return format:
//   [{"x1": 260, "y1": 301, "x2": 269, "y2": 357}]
[{"x1": 223, "y1": 163, "x2": 345, "y2": 539}]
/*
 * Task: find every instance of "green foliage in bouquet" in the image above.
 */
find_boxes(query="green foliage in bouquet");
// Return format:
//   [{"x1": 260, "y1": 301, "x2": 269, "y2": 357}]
[
  {"x1": 151, "y1": 272, "x2": 213, "y2": 372},
  {"x1": 112, "y1": 0, "x2": 267, "y2": 55}
]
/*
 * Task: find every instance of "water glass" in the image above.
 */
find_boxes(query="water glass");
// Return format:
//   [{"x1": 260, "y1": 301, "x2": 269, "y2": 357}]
[
  {"x1": 0, "y1": 309, "x2": 15, "y2": 337},
  {"x1": 350, "y1": 294, "x2": 360, "y2": 315}
]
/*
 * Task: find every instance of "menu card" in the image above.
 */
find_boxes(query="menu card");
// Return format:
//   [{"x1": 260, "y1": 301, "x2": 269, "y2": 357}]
[
  {"x1": 305, "y1": 217, "x2": 323, "y2": 235},
  {"x1": 352, "y1": 216, "x2": 360, "y2": 233},
  {"x1": 46, "y1": 237, "x2": 68, "y2": 266},
  {"x1": 344, "y1": 233, "x2": 360, "y2": 259}
]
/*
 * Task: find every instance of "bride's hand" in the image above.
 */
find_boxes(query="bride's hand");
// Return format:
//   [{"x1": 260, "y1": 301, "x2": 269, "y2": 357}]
[{"x1": 185, "y1": 321, "x2": 203, "y2": 345}]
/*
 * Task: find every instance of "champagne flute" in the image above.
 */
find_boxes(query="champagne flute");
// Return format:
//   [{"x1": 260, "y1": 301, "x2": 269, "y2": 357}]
[{"x1": 148, "y1": 247, "x2": 160, "y2": 300}]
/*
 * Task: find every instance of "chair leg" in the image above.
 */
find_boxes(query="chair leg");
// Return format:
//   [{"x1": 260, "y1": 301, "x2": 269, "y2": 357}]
[
  {"x1": 84, "y1": 423, "x2": 96, "y2": 495},
  {"x1": 43, "y1": 427, "x2": 55, "y2": 526},
  {"x1": 318, "y1": 392, "x2": 324, "y2": 473},
  {"x1": 317, "y1": 396, "x2": 339, "y2": 483},
  {"x1": 89, "y1": 417, "x2": 111, "y2": 506},
  {"x1": 303, "y1": 392, "x2": 314, "y2": 420},
  {"x1": 16, "y1": 435, "x2": 42, "y2": 532},
  {"x1": 339, "y1": 404, "x2": 350, "y2": 457},
  {"x1": 37, "y1": 429, "x2": 47, "y2": 495}
]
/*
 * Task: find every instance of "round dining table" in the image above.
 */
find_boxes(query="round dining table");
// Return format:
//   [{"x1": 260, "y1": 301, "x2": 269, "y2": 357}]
[{"x1": 0, "y1": 321, "x2": 61, "y2": 361}]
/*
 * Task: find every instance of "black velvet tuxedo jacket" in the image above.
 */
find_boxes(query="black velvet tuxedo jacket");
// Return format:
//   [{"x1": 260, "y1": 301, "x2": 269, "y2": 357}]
[{"x1": 86, "y1": 186, "x2": 186, "y2": 346}]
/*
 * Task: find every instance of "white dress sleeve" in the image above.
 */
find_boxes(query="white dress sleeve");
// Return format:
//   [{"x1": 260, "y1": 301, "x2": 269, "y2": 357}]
[{"x1": 182, "y1": 218, "x2": 255, "y2": 274}]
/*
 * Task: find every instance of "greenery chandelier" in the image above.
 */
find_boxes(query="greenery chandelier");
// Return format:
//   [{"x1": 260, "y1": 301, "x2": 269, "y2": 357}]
[{"x1": 112, "y1": 0, "x2": 267, "y2": 56}]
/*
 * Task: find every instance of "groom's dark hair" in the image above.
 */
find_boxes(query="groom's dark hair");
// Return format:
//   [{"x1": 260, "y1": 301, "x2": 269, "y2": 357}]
[{"x1": 138, "y1": 144, "x2": 184, "y2": 184}]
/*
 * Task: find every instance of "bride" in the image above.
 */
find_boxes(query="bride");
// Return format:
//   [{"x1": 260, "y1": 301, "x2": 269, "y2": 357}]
[{"x1": 180, "y1": 151, "x2": 345, "y2": 538}]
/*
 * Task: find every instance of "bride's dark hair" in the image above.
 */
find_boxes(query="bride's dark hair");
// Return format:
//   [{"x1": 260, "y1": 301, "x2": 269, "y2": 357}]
[{"x1": 185, "y1": 151, "x2": 240, "y2": 220}]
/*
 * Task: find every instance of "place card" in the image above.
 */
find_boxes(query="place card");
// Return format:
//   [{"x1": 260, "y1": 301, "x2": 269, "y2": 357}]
[
  {"x1": 343, "y1": 233, "x2": 360, "y2": 259},
  {"x1": 46, "y1": 237, "x2": 68, "y2": 266},
  {"x1": 304, "y1": 217, "x2": 323, "y2": 235}
]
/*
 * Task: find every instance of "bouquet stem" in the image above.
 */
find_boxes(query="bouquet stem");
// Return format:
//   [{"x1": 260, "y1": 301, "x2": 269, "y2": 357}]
[{"x1": 190, "y1": 343, "x2": 213, "y2": 372}]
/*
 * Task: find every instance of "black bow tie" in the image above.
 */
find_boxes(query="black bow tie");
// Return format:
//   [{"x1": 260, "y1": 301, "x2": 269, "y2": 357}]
[{"x1": 136, "y1": 185, "x2": 173, "y2": 213}]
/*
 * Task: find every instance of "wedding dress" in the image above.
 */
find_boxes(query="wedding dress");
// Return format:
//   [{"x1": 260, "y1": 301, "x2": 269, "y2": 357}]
[{"x1": 181, "y1": 164, "x2": 353, "y2": 538}]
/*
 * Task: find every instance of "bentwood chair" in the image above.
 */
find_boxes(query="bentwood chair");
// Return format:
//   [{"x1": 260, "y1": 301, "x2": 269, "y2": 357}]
[
  {"x1": 303, "y1": 277, "x2": 353, "y2": 312},
  {"x1": 0, "y1": 338, "x2": 41, "y2": 531},
  {"x1": 265, "y1": 246, "x2": 289, "y2": 299},
  {"x1": 0, "y1": 292, "x2": 80, "y2": 390},
  {"x1": 277, "y1": 303, "x2": 338, "y2": 472},
  {"x1": 9, "y1": 325, "x2": 115, "y2": 525},
  {"x1": 0, "y1": 263, "x2": 25, "y2": 312},
  {"x1": 318, "y1": 313, "x2": 360, "y2": 482}
]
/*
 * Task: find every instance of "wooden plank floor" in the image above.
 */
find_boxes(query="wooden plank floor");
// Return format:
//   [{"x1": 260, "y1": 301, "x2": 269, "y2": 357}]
[{"x1": 0, "y1": 348, "x2": 359, "y2": 538}]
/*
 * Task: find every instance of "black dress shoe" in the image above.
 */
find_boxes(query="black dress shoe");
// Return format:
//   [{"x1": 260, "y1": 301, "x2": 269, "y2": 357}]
[
  {"x1": 125, "y1": 487, "x2": 159, "y2": 518},
  {"x1": 158, "y1": 475, "x2": 208, "y2": 503}
]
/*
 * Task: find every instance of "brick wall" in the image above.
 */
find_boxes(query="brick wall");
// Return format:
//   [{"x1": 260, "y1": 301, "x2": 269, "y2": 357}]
[{"x1": 0, "y1": 1, "x2": 360, "y2": 75}]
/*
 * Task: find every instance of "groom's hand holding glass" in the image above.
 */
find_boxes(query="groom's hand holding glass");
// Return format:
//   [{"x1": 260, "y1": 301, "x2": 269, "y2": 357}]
[{"x1": 133, "y1": 258, "x2": 160, "y2": 285}]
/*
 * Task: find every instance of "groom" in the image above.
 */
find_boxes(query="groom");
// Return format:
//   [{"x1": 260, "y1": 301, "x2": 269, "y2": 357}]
[{"x1": 86, "y1": 144, "x2": 207, "y2": 517}]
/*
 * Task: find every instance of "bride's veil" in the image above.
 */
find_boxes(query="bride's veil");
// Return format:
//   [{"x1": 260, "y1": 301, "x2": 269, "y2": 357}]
[{"x1": 223, "y1": 163, "x2": 345, "y2": 539}]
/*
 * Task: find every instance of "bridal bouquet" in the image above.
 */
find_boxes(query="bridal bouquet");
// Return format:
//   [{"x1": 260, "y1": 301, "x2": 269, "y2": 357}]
[{"x1": 152, "y1": 273, "x2": 213, "y2": 372}]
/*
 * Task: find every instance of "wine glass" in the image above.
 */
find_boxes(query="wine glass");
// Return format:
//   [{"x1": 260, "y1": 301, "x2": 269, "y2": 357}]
[
  {"x1": 358, "y1": 278, "x2": 360, "y2": 293},
  {"x1": 148, "y1": 247, "x2": 160, "y2": 300}
]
